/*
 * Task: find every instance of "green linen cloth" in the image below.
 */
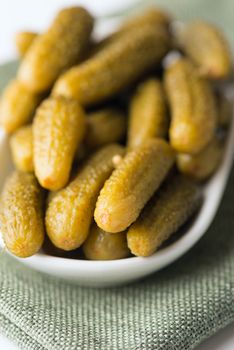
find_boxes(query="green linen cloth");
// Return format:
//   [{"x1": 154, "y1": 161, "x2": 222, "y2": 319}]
[{"x1": 0, "y1": 1, "x2": 234, "y2": 349}]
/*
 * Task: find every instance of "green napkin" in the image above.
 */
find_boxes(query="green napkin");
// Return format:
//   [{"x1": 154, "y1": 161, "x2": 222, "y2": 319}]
[{"x1": 1, "y1": 1, "x2": 234, "y2": 348}]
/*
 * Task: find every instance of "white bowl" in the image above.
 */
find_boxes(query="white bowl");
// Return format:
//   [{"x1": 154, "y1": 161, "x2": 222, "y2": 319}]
[{"x1": 0, "y1": 62, "x2": 234, "y2": 287}]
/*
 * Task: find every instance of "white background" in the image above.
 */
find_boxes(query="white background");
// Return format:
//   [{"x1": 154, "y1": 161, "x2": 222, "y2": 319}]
[{"x1": 0, "y1": 0, "x2": 233, "y2": 349}]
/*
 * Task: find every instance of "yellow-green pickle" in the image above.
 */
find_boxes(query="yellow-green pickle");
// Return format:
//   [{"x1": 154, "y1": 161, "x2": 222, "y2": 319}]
[
  {"x1": 33, "y1": 96, "x2": 86, "y2": 191},
  {"x1": 83, "y1": 223, "x2": 130, "y2": 260},
  {"x1": 46, "y1": 144, "x2": 125, "y2": 251},
  {"x1": 0, "y1": 171, "x2": 45, "y2": 258},
  {"x1": 0, "y1": 79, "x2": 41, "y2": 133},
  {"x1": 120, "y1": 7, "x2": 171, "y2": 31},
  {"x1": 128, "y1": 78, "x2": 168, "y2": 148},
  {"x1": 93, "y1": 7, "x2": 171, "y2": 54},
  {"x1": 176, "y1": 21, "x2": 231, "y2": 79},
  {"x1": 10, "y1": 125, "x2": 34, "y2": 172},
  {"x1": 18, "y1": 7, "x2": 93, "y2": 92},
  {"x1": 176, "y1": 136, "x2": 224, "y2": 181},
  {"x1": 86, "y1": 108, "x2": 126, "y2": 150},
  {"x1": 164, "y1": 58, "x2": 217, "y2": 154},
  {"x1": 94, "y1": 139, "x2": 175, "y2": 233},
  {"x1": 127, "y1": 174, "x2": 201, "y2": 257},
  {"x1": 15, "y1": 31, "x2": 38, "y2": 57},
  {"x1": 53, "y1": 24, "x2": 170, "y2": 105}
]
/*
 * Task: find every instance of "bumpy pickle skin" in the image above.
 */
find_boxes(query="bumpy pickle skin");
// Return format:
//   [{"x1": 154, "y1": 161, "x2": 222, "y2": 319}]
[
  {"x1": 0, "y1": 79, "x2": 41, "y2": 133},
  {"x1": 86, "y1": 108, "x2": 126, "y2": 150},
  {"x1": 53, "y1": 24, "x2": 170, "y2": 105},
  {"x1": 15, "y1": 31, "x2": 38, "y2": 57},
  {"x1": 128, "y1": 78, "x2": 168, "y2": 148},
  {"x1": 33, "y1": 96, "x2": 86, "y2": 191},
  {"x1": 176, "y1": 21, "x2": 231, "y2": 79},
  {"x1": 18, "y1": 7, "x2": 93, "y2": 93},
  {"x1": 83, "y1": 223, "x2": 130, "y2": 260},
  {"x1": 164, "y1": 58, "x2": 217, "y2": 154},
  {"x1": 127, "y1": 174, "x2": 201, "y2": 257},
  {"x1": 45, "y1": 144, "x2": 125, "y2": 250},
  {"x1": 0, "y1": 171, "x2": 45, "y2": 258},
  {"x1": 176, "y1": 136, "x2": 224, "y2": 181},
  {"x1": 94, "y1": 139, "x2": 175, "y2": 233},
  {"x1": 10, "y1": 125, "x2": 34, "y2": 172}
]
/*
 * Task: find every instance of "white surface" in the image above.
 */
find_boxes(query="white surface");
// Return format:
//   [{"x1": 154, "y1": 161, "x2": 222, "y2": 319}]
[{"x1": 0, "y1": 0, "x2": 233, "y2": 348}]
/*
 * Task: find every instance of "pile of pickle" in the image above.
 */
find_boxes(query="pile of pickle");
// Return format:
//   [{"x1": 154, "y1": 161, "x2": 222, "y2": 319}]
[{"x1": 0, "y1": 6, "x2": 232, "y2": 260}]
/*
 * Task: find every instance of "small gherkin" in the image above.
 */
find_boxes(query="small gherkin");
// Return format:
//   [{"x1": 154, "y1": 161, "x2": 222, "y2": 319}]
[
  {"x1": 0, "y1": 171, "x2": 45, "y2": 258},
  {"x1": 128, "y1": 78, "x2": 168, "y2": 148},
  {"x1": 92, "y1": 7, "x2": 171, "y2": 55},
  {"x1": 127, "y1": 174, "x2": 201, "y2": 257},
  {"x1": 83, "y1": 223, "x2": 130, "y2": 260},
  {"x1": 176, "y1": 21, "x2": 231, "y2": 79},
  {"x1": 45, "y1": 144, "x2": 125, "y2": 251},
  {"x1": 18, "y1": 7, "x2": 93, "y2": 92},
  {"x1": 164, "y1": 58, "x2": 217, "y2": 154},
  {"x1": 10, "y1": 125, "x2": 34, "y2": 172},
  {"x1": 86, "y1": 108, "x2": 126, "y2": 150},
  {"x1": 33, "y1": 96, "x2": 86, "y2": 191},
  {"x1": 53, "y1": 24, "x2": 170, "y2": 105},
  {"x1": 15, "y1": 31, "x2": 38, "y2": 57},
  {"x1": 120, "y1": 7, "x2": 171, "y2": 31},
  {"x1": 94, "y1": 139, "x2": 175, "y2": 233},
  {"x1": 176, "y1": 136, "x2": 224, "y2": 181},
  {"x1": 0, "y1": 79, "x2": 41, "y2": 133}
]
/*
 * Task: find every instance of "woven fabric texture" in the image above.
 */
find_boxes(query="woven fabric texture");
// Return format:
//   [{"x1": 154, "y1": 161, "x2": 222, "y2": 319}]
[{"x1": 0, "y1": 0, "x2": 234, "y2": 349}]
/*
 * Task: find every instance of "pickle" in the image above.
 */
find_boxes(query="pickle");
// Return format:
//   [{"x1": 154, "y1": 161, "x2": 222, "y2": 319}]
[
  {"x1": 176, "y1": 21, "x2": 231, "y2": 79},
  {"x1": 217, "y1": 93, "x2": 232, "y2": 127},
  {"x1": 121, "y1": 7, "x2": 171, "y2": 31},
  {"x1": 128, "y1": 78, "x2": 168, "y2": 148},
  {"x1": 164, "y1": 58, "x2": 217, "y2": 154},
  {"x1": 0, "y1": 171, "x2": 45, "y2": 258},
  {"x1": 86, "y1": 108, "x2": 126, "y2": 150},
  {"x1": 33, "y1": 96, "x2": 86, "y2": 191},
  {"x1": 42, "y1": 236, "x2": 82, "y2": 259},
  {"x1": 83, "y1": 223, "x2": 130, "y2": 260},
  {"x1": 10, "y1": 125, "x2": 33, "y2": 172},
  {"x1": 45, "y1": 144, "x2": 125, "y2": 250},
  {"x1": 53, "y1": 24, "x2": 170, "y2": 105},
  {"x1": 94, "y1": 139, "x2": 175, "y2": 233},
  {"x1": 127, "y1": 174, "x2": 201, "y2": 257},
  {"x1": 176, "y1": 136, "x2": 224, "y2": 181},
  {"x1": 18, "y1": 7, "x2": 93, "y2": 92},
  {"x1": 92, "y1": 7, "x2": 171, "y2": 55},
  {"x1": 15, "y1": 31, "x2": 38, "y2": 57},
  {"x1": 0, "y1": 79, "x2": 41, "y2": 133}
]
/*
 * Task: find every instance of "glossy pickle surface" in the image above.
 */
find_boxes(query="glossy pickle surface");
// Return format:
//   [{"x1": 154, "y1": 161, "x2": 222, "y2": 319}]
[
  {"x1": 0, "y1": 171, "x2": 45, "y2": 258},
  {"x1": 10, "y1": 125, "x2": 34, "y2": 172},
  {"x1": 127, "y1": 174, "x2": 201, "y2": 257},
  {"x1": 94, "y1": 139, "x2": 175, "y2": 233},
  {"x1": 33, "y1": 96, "x2": 86, "y2": 191},
  {"x1": 46, "y1": 144, "x2": 125, "y2": 250},
  {"x1": 128, "y1": 78, "x2": 168, "y2": 148},
  {"x1": 53, "y1": 24, "x2": 170, "y2": 105}
]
